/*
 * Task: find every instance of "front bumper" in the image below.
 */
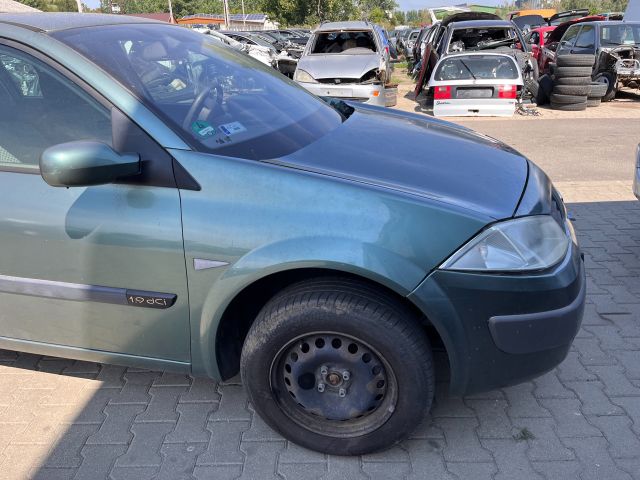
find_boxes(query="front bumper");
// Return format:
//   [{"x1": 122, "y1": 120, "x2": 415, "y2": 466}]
[
  {"x1": 409, "y1": 237, "x2": 585, "y2": 395},
  {"x1": 298, "y1": 81, "x2": 397, "y2": 107}
]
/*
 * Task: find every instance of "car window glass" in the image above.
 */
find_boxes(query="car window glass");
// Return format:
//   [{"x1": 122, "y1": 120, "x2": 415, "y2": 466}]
[
  {"x1": 561, "y1": 25, "x2": 580, "y2": 46},
  {"x1": 55, "y1": 24, "x2": 341, "y2": 161},
  {"x1": 575, "y1": 25, "x2": 595, "y2": 48},
  {"x1": 311, "y1": 31, "x2": 378, "y2": 54},
  {"x1": 0, "y1": 45, "x2": 111, "y2": 171},
  {"x1": 601, "y1": 24, "x2": 640, "y2": 46},
  {"x1": 434, "y1": 55, "x2": 519, "y2": 81}
]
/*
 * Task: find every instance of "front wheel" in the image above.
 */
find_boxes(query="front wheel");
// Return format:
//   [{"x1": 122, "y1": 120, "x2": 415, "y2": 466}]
[
  {"x1": 240, "y1": 278, "x2": 435, "y2": 455},
  {"x1": 594, "y1": 71, "x2": 617, "y2": 102}
]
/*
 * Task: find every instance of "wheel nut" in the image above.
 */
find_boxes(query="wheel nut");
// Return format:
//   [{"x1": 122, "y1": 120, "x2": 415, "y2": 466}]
[
  {"x1": 342, "y1": 371, "x2": 350, "y2": 381},
  {"x1": 338, "y1": 388, "x2": 346, "y2": 397},
  {"x1": 320, "y1": 366, "x2": 328, "y2": 375},
  {"x1": 317, "y1": 383, "x2": 325, "y2": 393}
]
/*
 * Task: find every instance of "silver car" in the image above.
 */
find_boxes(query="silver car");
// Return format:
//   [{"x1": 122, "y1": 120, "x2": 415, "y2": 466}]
[
  {"x1": 428, "y1": 53, "x2": 523, "y2": 117},
  {"x1": 294, "y1": 21, "x2": 396, "y2": 107}
]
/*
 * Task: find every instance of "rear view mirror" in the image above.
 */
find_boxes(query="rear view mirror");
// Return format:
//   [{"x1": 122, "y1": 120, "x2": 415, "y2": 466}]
[{"x1": 40, "y1": 141, "x2": 140, "y2": 187}]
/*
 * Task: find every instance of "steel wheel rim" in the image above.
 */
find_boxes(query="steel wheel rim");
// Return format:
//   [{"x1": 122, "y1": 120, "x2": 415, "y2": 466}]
[{"x1": 270, "y1": 331, "x2": 398, "y2": 438}]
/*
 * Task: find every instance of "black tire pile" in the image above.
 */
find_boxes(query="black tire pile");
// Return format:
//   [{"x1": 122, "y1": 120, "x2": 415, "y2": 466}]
[{"x1": 549, "y1": 54, "x2": 605, "y2": 111}]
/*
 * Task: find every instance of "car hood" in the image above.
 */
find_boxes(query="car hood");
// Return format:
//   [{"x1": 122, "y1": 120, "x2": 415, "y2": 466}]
[
  {"x1": 277, "y1": 105, "x2": 528, "y2": 220},
  {"x1": 297, "y1": 53, "x2": 382, "y2": 80}
]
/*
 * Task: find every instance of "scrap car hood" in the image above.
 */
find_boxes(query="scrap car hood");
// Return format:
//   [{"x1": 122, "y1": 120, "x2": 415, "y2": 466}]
[
  {"x1": 297, "y1": 53, "x2": 382, "y2": 80},
  {"x1": 279, "y1": 105, "x2": 528, "y2": 220}
]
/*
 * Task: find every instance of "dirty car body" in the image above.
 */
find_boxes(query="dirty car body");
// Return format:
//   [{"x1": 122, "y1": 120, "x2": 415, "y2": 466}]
[
  {"x1": 552, "y1": 21, "x2": 640, "y2": 99},
  {"x1": 428, "y1": 53, "x2": 523, "y2": 117},
  {"x1": 294, "y1": 21, "x2": 395, "y2": 107},
  {"x1": 0, "y1": 13, "x2": 585, "y2": 455}
]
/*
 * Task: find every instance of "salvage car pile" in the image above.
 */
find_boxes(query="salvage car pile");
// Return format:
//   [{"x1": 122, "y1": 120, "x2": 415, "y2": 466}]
[{"x1": 407, "y1": 10, "x2": 640, "y2": 116}]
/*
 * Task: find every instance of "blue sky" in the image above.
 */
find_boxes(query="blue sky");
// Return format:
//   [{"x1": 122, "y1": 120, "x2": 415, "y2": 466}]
[{"x1": 85, "y1": 0, "x2": 505, "y2": 14}]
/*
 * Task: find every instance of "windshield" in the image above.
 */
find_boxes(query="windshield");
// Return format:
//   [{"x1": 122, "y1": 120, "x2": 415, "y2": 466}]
[
  {"x1": 311, "y1": 31, "x2": 378, "y2": 54},
  {"x1": 54, "y1": 24, "x2": 341, "y2": 160},
  {"x1": 434, "y1": 55, "x2": 519, "y2": 80},
  {"x1": 601, "y1": 24, "x2": 640, "y2": 46}
]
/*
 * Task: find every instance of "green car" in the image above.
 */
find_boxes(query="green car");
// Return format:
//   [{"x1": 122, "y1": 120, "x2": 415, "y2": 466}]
[{"x1": 0, "y1": 14, "x2": 585, "y2": 454}]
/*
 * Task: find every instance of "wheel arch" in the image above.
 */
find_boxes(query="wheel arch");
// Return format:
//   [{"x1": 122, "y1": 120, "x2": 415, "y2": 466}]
[{"x1": 210, "y1": 267, "x2": 446, "y2": 382}]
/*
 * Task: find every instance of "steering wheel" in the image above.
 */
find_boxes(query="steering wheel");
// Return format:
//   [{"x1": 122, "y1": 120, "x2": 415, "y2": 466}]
[{"x1": 182, "y1": 83, "x2": 224, "y2": 131}]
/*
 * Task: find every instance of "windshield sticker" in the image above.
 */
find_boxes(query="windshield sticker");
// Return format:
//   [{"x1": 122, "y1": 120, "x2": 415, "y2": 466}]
[
  {"x1": 219, "y1": 121, "x2": 247, "y2": 136},
  {"x1": 191, "y1": 120, "x2": 216, "y2": 138}
]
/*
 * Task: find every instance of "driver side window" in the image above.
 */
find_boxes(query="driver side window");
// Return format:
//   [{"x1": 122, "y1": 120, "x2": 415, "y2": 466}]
[
  {"x1": 0, "y1": 45, "x2": 112, "y2": 171},
  {"x1": 562, "y1": 26, "x2": 581, "y2": 47}
]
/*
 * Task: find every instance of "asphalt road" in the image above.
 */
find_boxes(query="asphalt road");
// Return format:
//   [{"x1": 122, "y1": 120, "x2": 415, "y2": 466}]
[{"x1": 454, "y1": 118, "x2": 639, "y2": 183}]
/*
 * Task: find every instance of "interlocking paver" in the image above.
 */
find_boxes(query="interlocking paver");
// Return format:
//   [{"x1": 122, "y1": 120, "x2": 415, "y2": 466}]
[
  {"x1": 164, "y1": 402, "x2": 217, "y2": 444},
  {"x1": 436, "y1": 417, "x2": 494, "y2": 462},
  {"x1": 482, "y1": 438, "x2": 544, "y2": 480},
  {"x1": 565, "y1": 380, "x2": 624, "y2": 416},
  {"x1": 239, "y1": 440, "x2": 285, "y2": 479},
  {"x1": 562, "y1": 437, "x2": 633, "y2": 480},
  {"x1": 86, "y1": 404, "x2": 145, "y2": 445},
  {"x1": 589, "y1": 415, "x2": 640, "y2": 459},
  {"x1": 116, "y1": 422, "x2": 174, "y2": 466},
  {"x1": 197, "y1": 420, "x2": 249, "y2": 465},
  {"x1": 136, "y1": 386, "x2": 187, "y2": 423},
  {"x1": 155, "y1": 442, "x2": 207, "y2": 480}
]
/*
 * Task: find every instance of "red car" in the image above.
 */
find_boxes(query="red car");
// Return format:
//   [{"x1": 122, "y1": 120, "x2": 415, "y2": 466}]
[{"x1": 524, "y1": 26, "x2": 556, "y2": 69}]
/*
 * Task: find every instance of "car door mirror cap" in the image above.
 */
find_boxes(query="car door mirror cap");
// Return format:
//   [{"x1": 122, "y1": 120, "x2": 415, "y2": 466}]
[{"x1": 40, "y1": 141, "x2": 140, "y2": 187}]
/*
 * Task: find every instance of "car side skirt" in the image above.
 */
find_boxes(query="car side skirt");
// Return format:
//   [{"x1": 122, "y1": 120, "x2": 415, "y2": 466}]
[{"x1": 0, "y1": 336, "x2": 191, "y2": 374}]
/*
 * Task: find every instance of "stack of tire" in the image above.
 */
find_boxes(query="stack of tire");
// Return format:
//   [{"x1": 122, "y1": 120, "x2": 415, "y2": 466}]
[{"x1": 550, "y1": 54, "x2": 595, "y2": 111}]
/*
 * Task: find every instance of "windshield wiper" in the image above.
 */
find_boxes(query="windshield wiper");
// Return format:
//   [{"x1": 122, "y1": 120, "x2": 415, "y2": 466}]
[{"x1": 459, "y1": 60, "x2": 477, "y2": 80}]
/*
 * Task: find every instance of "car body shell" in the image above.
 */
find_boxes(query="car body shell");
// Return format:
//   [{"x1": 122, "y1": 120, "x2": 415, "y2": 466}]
[
  {"x1": 428, "y1": 53, "x2": 524, "y2": 117},
  {"x1": 0, "y1": 14, "x2": 585, "y2": 396},
  {"x1": 295, "y1": 21, "x2": 395, "y2": 106},
  {"x1": 523, "y1": 26, "x2": 556, "y2": 67}
]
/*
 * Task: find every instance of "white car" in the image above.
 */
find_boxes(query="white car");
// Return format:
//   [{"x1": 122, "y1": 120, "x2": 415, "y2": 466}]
[{"x1": 428, "y1": 53, "x2": 523, "y2": 117}]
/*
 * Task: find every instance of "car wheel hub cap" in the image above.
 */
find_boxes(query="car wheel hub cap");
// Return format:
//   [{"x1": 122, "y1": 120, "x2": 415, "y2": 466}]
[{"x1": 276, "y1": 333, "x2": 389, "y2": 422}]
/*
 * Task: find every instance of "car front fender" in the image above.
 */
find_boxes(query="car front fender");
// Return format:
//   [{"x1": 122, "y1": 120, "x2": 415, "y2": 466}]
[{"x1": 191, "y1": 235, "x2": 430, "y2": 379}]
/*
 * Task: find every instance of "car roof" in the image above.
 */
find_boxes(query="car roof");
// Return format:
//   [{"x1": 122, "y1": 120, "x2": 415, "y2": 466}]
[
  {"x1": 0, "y1": 12, "x2": 160, "y2": 32},
  {"x1": 449, "y1": 20, "x2": 515, "y2": 29},
  {"x1": 315, "y1": 20, "x2": 372, "y2": 32}
]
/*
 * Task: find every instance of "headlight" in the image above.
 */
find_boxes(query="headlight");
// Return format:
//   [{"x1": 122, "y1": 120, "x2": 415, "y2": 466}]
[
  {"x1": 294, "y1": 69, "x2": 317, "y2": 83},
  {"x1": 440, "y1": 216, "x2": 569, "y2": 272}
]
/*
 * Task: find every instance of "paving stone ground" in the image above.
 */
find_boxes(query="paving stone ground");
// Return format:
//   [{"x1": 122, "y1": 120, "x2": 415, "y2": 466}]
[{"x1": 1, "y1": 185, "x2": 639, "y2": 479}]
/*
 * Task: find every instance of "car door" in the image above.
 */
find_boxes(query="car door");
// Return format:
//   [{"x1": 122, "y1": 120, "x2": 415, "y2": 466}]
[
  {"x1": 0, "y1": 43, "x2": 191, "y2": 364},
  {"x1": 557, "y1": 25, "x2": 581, "y2": 56},
  {"x1": 570, "y1": 24, "x2": 596, "y2": 55}
]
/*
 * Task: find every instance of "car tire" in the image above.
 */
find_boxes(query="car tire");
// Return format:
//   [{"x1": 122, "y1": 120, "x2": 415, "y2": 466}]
[
  {"x1": 556, "y1": 54, "x2": 595, "y2": 67},
  {"x1": 587, "y1": 97, "x2": 602, "y2": 107},
  {"x1": 550, "y1": 101, "x2": 588, "y2": 111},
  {"x1": 588, "y1": 82, "x2": 608, "y2": 98},
  {"x1": 594, "y1": 72, "x2": 617, "y2": 101},
  {"x1": 554, "y1": 66, "x2": 593, "y2": 77},
  {"x1": 550, "y1": 93, "x2": 588, "y2": 104},
  {"x1": 538, "y1": 74, "x2": 553, "y2": 104},
  {"x1": 525, "y1": 78, "x2": 539, "y2": 98},
  {"x1": 554, "y1": 76, "x2": 592, "y2": 86},
  {"x1": 240, "y1": 277, "x2": 435, "y2": 455},
  {"x1": 553, "y1": 84, "x2": 590, "y2": 96}
]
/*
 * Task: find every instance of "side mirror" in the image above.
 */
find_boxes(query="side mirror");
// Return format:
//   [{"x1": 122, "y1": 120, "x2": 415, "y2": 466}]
[{"x1": 40, "y1": 141, "x2": 140, "y2": 187}]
